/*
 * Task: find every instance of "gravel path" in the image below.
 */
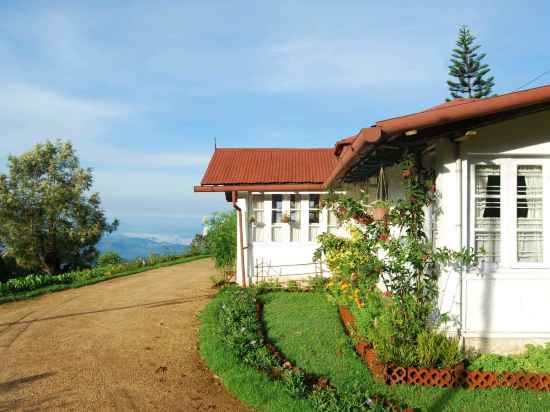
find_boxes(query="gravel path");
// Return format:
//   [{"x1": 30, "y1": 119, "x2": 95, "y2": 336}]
[{"x1": 0, "y1": 258, "x2": 250, "y2": 411}]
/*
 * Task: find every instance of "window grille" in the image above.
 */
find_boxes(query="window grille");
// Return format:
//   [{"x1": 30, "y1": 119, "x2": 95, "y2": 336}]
[
  {"x1": 251, "y1": 194, "x2": 264, "y2": 242},
  {"x1": 290, "y1": 194, "x2": 301, "y2": 242},
  {"x1": 474, "y1": 165, "x2": 501, "y2": 265},
  {"x1": 308, "y1": 194, "x2": 320, "y2": 241},
  {"x1": 517, "y1": 165, "x2": 543, "y2": 263}
]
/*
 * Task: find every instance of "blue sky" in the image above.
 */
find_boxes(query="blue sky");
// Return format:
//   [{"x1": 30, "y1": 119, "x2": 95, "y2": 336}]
[{"x1": 1, "y1": 1, "x2": 549, "y2": 242}]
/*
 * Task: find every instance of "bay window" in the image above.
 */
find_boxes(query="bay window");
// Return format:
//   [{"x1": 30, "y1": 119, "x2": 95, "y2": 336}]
[{"x1": 471, "y1": 159, "x2": 548, "y2": 269}]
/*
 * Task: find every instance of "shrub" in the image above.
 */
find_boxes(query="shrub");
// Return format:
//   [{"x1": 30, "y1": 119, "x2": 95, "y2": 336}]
[
  {"x1": 286, "y1": 280, "x2": 300, "y2": 291},
  {"x1": 253, "y1": 279, "x2": 283, "y2": 293},
  {"x1": 204, "y1": 212, "x2": 237, "y2": 275},
  {"x1": 97, "y1": 251, "x2": 123, "y2": 267},
  {"x1": 307, "y1": 275, "x2": 328, "y2": 291},
  {"x1": 468, "y1": 342, "x2": 550, "y2": 373},
  {"x1": 416, "y1": 330, "x2": 463, "y2": 368},
  {"x1": 0, "y1": 252, "x2": 198, "y2": 297}
]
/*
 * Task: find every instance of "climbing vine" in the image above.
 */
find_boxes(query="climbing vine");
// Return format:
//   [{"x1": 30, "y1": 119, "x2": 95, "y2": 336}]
[{"x1": 314, "y1": 153, "x2": 479, "y2": 366}]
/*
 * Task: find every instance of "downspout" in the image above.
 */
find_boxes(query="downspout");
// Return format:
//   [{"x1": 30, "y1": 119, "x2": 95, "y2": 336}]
[
  {"x1": 232, "y1": 191, "x2": 247, "y2": 288},
  {"x1": 454, "y1": 143, "x2": 464, "y2": 345}
]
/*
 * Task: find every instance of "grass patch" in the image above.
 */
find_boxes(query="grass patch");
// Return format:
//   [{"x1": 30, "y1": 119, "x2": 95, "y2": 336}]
[
  {"x1": 0, "y1": 254, "x2": 209, "y2": 305},
  {"x1": 198, "y1": 289, "x2": 315, "y2": 412},
  {"x1": 262, "y1": 292, "x2": 550, "y2": 412}
]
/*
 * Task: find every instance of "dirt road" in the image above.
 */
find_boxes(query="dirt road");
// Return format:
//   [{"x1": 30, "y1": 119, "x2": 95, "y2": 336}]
[{"x1": 0, "y1": 258, "x2": 249, "y2": 411}]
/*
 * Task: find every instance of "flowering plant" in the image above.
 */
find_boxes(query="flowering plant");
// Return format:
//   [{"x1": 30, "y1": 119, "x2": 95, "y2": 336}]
[{"x1": 315, "y1": 153, "x2": 479, "y2": 366}]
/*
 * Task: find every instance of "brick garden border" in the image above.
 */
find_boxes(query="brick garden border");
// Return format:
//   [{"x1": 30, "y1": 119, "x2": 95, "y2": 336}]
[{"x1": 339, "y1": 306, "x2": 550, "y2": 392}]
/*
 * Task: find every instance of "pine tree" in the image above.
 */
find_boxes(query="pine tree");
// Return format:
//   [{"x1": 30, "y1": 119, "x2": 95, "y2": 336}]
[{"x1": 447, "y1": 26, "x2": 495, "y2": 99}]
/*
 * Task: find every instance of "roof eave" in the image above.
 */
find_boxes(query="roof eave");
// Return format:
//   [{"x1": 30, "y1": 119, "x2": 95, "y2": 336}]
[{"x1": 194, "y1": 183, "x2": 326, "y2": 193}]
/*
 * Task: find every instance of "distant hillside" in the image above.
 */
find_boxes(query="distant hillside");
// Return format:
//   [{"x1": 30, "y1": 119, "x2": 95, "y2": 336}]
[{"x1": 98, "y1": 234, "x2": 189, "y2": 261}]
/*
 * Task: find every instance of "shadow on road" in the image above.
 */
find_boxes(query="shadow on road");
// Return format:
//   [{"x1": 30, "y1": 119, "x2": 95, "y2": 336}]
[{"x1": 0, "y1": 294, "x2": 215, "y2": 328}]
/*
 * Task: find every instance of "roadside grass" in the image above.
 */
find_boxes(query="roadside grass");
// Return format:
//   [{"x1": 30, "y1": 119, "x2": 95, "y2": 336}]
[
  {"x1": 198, "y1": 289, "x2": 316, "y2": 412},
  {"x1": 262, "y1": 292, "x2": 550, "y2": 412},
  {"x1": 0, "y1": 254, "x2": 210, "y2": 305}
]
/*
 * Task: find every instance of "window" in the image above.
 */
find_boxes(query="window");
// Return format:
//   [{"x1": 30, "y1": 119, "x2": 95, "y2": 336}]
[
  {"x1": 271, "y1": 194, "x2": 283, "y2": 242},
  {"x1": 308, "y1": 194, "x2": 320, "y2": 241},
  {"x1": 290, "y1": 194, "x2": 301, "y2": 241},
  {"x1": 474, "y1": 164, "x2": 501, "y2": 265},
  {"x1": 517, "y1": 165, "x2": 543, "y2": 263},
  {"x1": 251, "y1": 194, "x2": 264, "y2": 242},
  {"x1": 471, "y1": 159, "x2": 546, "y2": 268}
]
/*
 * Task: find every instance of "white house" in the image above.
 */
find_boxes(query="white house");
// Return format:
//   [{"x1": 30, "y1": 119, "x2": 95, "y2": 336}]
[{"x1": 195, "y1": 85, "x2": 550, "y2": 353}]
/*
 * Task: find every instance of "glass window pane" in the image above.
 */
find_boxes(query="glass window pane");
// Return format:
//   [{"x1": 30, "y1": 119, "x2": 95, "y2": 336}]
[
  {"x1": 272, "y1": 194, "x2": 282, "y2": 211},
  {"x1": 517, "y1": 165, "x2": 543, "y2": 263},
  {"x1": 251, "y1": 195, "x2": 264, "y2": 242},
  {"x1": 309, "y1": 211, "x2": 320, "y2": 224},
  {"x1": 272, "y1": 226, "x2": 283, "y2": 242},
  {"x1": 272, "y1": 211, "x2": 282, "y2": 223},
  {"x1": 475, "y1": 165, "x2": 501, "y2": 264},
  {"x1": 309, "y1": 194, "x2": 320, "y2": 209}
]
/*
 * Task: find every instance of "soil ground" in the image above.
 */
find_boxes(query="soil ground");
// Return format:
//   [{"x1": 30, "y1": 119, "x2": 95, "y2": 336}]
[{"x1": 0, "y1": 258, "x2": 250, "y2": 411}]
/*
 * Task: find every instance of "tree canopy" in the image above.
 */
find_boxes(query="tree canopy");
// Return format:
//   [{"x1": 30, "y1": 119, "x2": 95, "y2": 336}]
[
  {"x1": 447, "y1": 25, "x2": 495, "y2": 99},
  {"x1": 0, "y1": 140, "x2": 118, "y2": 274}
]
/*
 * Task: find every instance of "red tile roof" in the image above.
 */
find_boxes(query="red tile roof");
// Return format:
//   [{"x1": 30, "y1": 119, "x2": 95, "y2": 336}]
[
  {"x1": 200, "y1": 148, "x2": 337, "y2": 186},
  {"x1": 326, "y1": 84, "x2": 550, "y2": 185}
]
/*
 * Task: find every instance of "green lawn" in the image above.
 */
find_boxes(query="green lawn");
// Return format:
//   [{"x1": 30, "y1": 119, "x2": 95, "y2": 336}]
[
  {"x1": 262, "y1": 291, "x2": 550, "y2": 412},
  {"x1": 198, "y1": 290, "x2": 316, "y2": 412},
  {"x1": 0, "y1": 254, "x2": 209, "y2": 305}
]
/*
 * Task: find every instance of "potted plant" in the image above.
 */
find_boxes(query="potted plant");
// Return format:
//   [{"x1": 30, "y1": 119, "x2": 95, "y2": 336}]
[
  {"x1": 281, "y1": 213, "x2": 290, "y2": 224},
  {"x1": 372, "y1": 167, "x2": 389, "y2": 221},
  {"x1": 372, "y1": 200, "x2": 389, "y2": 221},
  {"x1": 249, "y1": 215, "x2": 257, "y2": 224}
]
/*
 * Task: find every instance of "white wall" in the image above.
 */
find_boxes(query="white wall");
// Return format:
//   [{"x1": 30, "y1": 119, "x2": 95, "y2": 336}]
[
  {"x1": 434, "y1": 110, "x2": 550, "y2": 353},
  {"x1": 237, "y1": 192, "x2": 342, "y2": 285}
]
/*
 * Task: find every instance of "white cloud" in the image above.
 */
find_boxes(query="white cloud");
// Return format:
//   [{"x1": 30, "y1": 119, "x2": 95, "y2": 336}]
[
  {"x1": 255, "y1": 36, "x2": 449, "y2": 95},
  {"x1": 85, "y1": 150, "x2": 211, "y2": 169},
  {"x1": 0, "y1": 83, "x2": 137, "y2": 155}
]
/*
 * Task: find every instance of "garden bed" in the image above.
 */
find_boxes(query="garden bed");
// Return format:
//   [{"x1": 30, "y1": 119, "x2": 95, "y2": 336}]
[
  {"x1": 199, "y1": 286, "x2": 412, "y2": 411},
  {"x1": 339, "y1": 306, "x2": 550, "y2": 392},
  {"x1": 261, "y1": 291, "x2": 550, "y2": 411}
]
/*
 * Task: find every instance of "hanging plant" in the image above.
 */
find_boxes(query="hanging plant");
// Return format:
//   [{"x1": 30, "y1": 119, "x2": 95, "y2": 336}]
[{"x1": 373, "y1": 167, "x2": 389, "y2": 221}]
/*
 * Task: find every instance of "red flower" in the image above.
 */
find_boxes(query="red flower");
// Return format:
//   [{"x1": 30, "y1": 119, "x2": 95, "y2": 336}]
[
  {"x1": 383, "y1": 290, "x2": 392, "y2": 297},
  {"x1": 378, "y1": 234, "x2": 389, "y2": 241}
]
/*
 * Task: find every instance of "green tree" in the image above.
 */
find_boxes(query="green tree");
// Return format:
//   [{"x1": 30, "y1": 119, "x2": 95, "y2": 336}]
[
  {"x1": 204, "y1": 211, "x2": 236, "y2": 275},
  {"x1": 0, "y1": 140, "x2": 118, "y2": 274},
  {"x1": 189, "y1": 233, "x2": 209, "y2": 255},
  {"x1": 447, "y1": 26, "x2": 495, "y2": 99}
]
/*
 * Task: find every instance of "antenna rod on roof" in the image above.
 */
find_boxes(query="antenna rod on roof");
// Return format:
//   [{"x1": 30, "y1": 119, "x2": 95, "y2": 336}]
[{"x1": 214, "y1": 137, "x2": 217, "y2": 150}]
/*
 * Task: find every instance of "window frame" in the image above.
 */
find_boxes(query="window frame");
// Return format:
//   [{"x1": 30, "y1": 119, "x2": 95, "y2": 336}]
[
  {"x1": 469, "y1": 157, "x2": 550, "y2": 270},
  {"x1": 308, "y1": 194, "x2": 321, "y2": 242},
  {"x1": 250, "y1": 194, "x2": 265, "y2": 242}
]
